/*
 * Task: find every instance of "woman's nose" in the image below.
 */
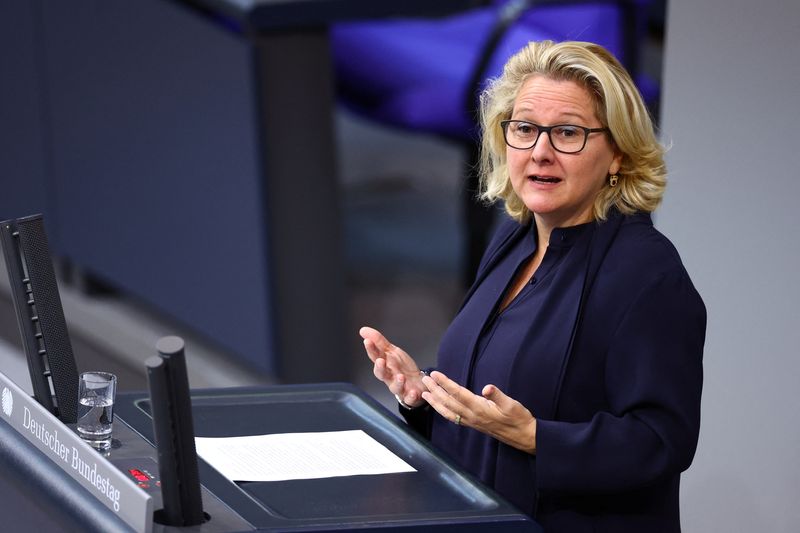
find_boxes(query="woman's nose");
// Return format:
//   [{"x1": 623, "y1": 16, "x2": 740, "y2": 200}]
[{"x1": 531, "y1": 131, "x2": 555, "y2": 162}]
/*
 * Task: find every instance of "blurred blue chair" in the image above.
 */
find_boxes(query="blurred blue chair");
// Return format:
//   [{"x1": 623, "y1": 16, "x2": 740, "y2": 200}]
[{"x1": 332, "y1": 0, "x2": 656, "y2": 284}]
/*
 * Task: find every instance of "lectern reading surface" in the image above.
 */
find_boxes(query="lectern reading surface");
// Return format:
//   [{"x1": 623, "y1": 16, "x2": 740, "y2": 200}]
[{"x1": 117, "y1": 383, "x2": 542, "y2": 531}]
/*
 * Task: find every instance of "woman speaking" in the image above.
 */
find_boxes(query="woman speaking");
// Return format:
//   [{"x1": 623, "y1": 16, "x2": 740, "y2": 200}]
[{"x1": 360, "y1": 40, "x2": 705, "y2": 532}]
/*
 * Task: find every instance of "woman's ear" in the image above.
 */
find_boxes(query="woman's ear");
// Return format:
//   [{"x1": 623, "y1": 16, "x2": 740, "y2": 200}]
[{"x1": 609, "y1": 151, "x2": 623, "y2": 176}]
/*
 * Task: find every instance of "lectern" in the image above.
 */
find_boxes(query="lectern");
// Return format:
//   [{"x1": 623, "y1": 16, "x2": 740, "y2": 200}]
[{"x1": 1, "y1": 370, "x2": 542, "y2": 532}]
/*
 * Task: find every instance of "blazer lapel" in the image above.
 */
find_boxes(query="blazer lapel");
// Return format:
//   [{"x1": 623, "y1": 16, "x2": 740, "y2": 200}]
[
  {"x1": 459, "y1": 218, "x2": 529, "y2": 311},
  {"x1": 454, "y1": 220, "x2": 531, "y2": 385}
]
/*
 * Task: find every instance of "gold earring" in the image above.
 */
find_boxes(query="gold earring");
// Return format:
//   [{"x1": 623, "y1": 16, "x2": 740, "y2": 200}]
[{"x1": 609, "y1": 174, "x2": 619, "y2": 187}]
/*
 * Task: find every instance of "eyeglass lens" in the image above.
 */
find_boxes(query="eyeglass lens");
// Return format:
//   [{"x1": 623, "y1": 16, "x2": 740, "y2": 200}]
[{"x1": 504, "y1": 122, "x2": 587, "y2": 153}]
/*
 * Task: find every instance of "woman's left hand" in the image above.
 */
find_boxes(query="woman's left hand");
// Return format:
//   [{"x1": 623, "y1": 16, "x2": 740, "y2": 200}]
[{"x1": 421, "y1": 371, "x2": 537, "y2": 454}]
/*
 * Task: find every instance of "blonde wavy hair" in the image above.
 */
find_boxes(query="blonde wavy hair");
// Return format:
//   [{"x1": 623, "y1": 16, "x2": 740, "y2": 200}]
[{"x1": 479, "y1": 40, "x2": 666, "y2": 223}]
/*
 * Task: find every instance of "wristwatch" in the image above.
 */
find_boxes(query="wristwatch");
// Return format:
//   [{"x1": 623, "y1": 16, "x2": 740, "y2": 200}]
[{"x1": 395, "y1": 394, "x2": 419, "y2": 410}]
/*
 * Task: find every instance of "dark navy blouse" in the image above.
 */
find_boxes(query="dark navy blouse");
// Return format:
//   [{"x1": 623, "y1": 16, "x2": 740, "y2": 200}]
[{"x1": 432, "y1": 221, "x2": 594, "y2": 489}]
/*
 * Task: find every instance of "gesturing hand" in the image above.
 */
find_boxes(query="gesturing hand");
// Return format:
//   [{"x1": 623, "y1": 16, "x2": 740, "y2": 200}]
[
  {"x1": 359, "y1": 326, "x2": 428, "y2": 409},
  {"x1": 421, "y1": 371, "x2": 537, "y2": 454}
]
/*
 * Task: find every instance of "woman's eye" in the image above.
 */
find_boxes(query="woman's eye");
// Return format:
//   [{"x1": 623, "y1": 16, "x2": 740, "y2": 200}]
[
  {"x1": 515, "y1": 123, "x2": 536, "y2": 135},
  {"x1": 554, "y1": 126, "x2": 580, "y2": 138}
]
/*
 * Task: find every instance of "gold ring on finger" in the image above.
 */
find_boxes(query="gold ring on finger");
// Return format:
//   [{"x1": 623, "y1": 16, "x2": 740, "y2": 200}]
[{"x1": 454, "y1": 414, "x2": 461, "y2": 426}]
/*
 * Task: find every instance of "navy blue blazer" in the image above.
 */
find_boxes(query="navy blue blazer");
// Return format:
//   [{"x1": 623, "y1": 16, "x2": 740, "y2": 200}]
[{"x1": 403, "y1": 211, "x2": 706, "y2": 533}]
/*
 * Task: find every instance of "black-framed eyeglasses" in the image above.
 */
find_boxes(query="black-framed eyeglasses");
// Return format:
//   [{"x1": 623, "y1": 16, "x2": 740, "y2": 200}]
[{"x1": 500, "y1": 120, "x2": 609, "y2": 154}]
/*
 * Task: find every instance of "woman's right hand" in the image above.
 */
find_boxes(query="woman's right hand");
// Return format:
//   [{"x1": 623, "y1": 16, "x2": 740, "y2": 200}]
[{"x1": 359, "y1": 326, "x2": 428, "y2": 409}]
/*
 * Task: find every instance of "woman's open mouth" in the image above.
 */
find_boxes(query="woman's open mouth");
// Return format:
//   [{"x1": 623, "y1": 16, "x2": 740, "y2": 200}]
[{"x1": 529, "y1": 175, "x2": 562, "y2": 184}]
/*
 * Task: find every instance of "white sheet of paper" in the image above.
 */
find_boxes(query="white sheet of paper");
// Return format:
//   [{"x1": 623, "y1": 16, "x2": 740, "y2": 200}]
[{"x1": 195, "y1": 430, "x2": 416, "y2": 482}]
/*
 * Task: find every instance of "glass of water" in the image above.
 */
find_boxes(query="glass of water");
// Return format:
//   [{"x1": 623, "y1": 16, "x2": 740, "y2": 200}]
[{"x1": 77, "y1": 372, "x2": 117, "y2": 450}]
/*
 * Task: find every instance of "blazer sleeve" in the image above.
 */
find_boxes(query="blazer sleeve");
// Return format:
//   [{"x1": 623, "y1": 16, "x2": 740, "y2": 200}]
[
  {"x1": 534, "y1": 268, "x2": 706, "y2": 494},
  {"x1": 399, "y1": 403, "x2": 433, "y2": 438}
]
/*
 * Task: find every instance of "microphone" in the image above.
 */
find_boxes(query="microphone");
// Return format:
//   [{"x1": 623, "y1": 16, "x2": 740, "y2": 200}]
[{"x1": 146, "y1": 336, "x2": 205, "y2": 526}]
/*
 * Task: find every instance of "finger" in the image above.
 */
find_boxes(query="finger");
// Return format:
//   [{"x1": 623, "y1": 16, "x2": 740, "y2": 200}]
[
  {"x1": 421, "y1": 376, "x2": 470, "y2": 420},
  {"x1": 481, "y1": 384, "x2": 506, "y2": 406},
  {"x1": 374, "y1": 358, "x2": 406, "y2": 397},
  {"x1": 481, "y1": 385, "x2": 533, "y2": 434},
  {"x1": 421, "y1": 375, "x2": 460, "y2": 410},
  {"x1": 363, "y1": 338, "x2": 384, "y2": 364},
  {"x1": 482, "y1": 384, "x2": 521, "y2": 413},
  {"x1": 402, "y1": 389, "x2": 421, "y2": 405},
  {"x1": 399, "y1": 383, "x2": 423, "y2": 406},
  {"x1": 421, "y1": 390, "x2": 461, "y2": 424},
  {"x1": 359, "y1": 325, "x2": 380, "y2": 340},
  {"x1": 392, "y1": 373, "x2": 406, "y2": 396},
  {"x1": 401, "y1": 372, "x2": 429, "y2": 405},
  {"x1": 359, "y1": 326, "x2": 393, "y2": 353},
  {"x1": 373, "y1": 356, "x2": 390, "y2": 382},
  {"x1": 427, "y1": 371, "x2": 470, "y2": 404}
]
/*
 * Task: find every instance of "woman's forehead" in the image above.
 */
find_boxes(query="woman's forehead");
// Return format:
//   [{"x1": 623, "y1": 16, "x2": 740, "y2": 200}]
[{"x1": 512, "y1": 76, "x2": 598, "y2": 122}]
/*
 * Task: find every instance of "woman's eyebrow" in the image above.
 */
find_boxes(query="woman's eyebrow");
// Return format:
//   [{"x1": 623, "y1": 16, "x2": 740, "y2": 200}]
[{"x1": 511, "y1": 109, "x2": 591, "y2": 123}]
